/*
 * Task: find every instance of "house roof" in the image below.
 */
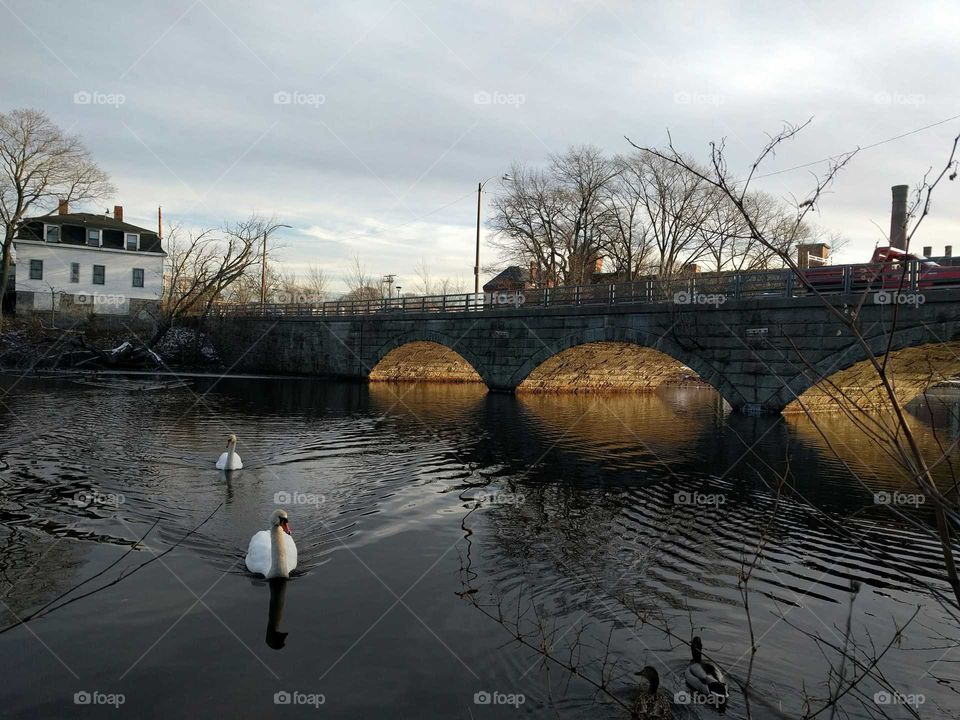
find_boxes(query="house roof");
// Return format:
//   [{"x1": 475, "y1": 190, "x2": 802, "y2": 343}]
[
  {"x1": 29, "y1": 212, "x2": 158, "y2": 236},
  {"x1": 483, "y1": 266, "x2": 530, "y2": 291}
]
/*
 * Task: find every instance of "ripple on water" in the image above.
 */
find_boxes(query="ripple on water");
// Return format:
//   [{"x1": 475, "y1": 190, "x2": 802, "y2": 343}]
[{"x1": 0, "y1": 377, "x2": 956, "y2": 719}]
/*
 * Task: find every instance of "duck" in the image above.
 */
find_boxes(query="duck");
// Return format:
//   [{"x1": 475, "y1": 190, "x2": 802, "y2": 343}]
[
  {"x1": 245, "y1": 509, "x2": 298, "y2": 578},
  {"x1": 685, "y1": 636, "x2": 728, "y2": 709},
  {"x1": 630, "y1": 666, "x2": 673, "y2": 720},
  {"x1": 216, "y1": 433, "x2": 243, "y2": 470}
]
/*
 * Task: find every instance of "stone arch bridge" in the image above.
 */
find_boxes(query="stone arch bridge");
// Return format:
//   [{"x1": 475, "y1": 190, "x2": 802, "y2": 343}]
[{"x1": 208, "y1": 288, "x2": 960, "y2": 414}]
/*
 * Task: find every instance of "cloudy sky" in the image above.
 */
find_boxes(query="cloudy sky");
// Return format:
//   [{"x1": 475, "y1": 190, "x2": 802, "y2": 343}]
[{"x1": 3, "y1": 0, "x2": 959, "y2": 293}]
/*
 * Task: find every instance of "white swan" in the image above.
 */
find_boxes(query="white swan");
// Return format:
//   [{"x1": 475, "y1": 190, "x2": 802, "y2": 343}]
[
  {"x1": 246, "y1": 509, "x2": 298, "y2": 578},
  {"x1": 216, "y1": 433, "x2": 243, "y2": 470}
]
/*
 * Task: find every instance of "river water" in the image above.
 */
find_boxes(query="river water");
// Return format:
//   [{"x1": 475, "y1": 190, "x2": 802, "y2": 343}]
[{"x1": 0, "y1": 376, "x2": 956, "y2": 719}]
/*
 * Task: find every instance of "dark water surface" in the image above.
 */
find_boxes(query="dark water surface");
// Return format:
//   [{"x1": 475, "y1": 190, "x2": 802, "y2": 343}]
[{"x1": 0, "y1": 376, "x2": 957, "y2": 719}]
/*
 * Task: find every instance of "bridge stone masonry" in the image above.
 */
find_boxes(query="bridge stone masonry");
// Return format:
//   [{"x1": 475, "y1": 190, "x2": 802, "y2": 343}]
[{"x1": 206, "y1": 285, "x2": 960, "y2": 415}]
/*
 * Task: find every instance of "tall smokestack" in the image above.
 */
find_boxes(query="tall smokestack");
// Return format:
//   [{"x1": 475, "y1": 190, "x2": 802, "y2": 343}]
[
  {"x1": 889, "y1": 184, "x2": 908, "y2": 250},
  {"x1": 158, "y1": 205, "x2": 162, "y2": 240}
]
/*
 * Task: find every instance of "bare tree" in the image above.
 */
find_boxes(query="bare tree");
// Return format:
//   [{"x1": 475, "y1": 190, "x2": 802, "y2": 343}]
[
  {"x1": 491, "y1": 146, "x2": 807, "y2": 286},
  {"x1": 490, "y1": 148, "x2": 617, "y2": 287},
  {"x1": 599, "y1": 155, "x2": 654, "y2": 281},
  {"x1": 411, "y1": 258, "x2": 465, "y2": 296},
  {"x1": 155, "y1": 214, "x2": 279, "y2": 344},
  {"x1": 493, "y1": 153, "x2": 638, "y2": 286},
  {"x1": 702, "y1": 189, "x2": 804, "y2": 272},
  {"x1": 626, "y1": 149, "x2": 717, "y2": 279},
  {"x1": 412, "y1": 256, "x2": 433, "y2": 295},
  {"x1": 437, "y1": 274, "x2": 466, "y2": 294},
  {"x1": 304, "y1": 264, "x2": 329, "y2": 301},
  {"x1": 630, "y1": 121, "x2": 960, "y2": 609},
  {"x1": 341, "y1": 256, "x2": 382, "y2": 301},
  {"x1": 552, "y1": 146, "x2": 620, "y2": 285},
  {"x1": 271, "y1": 266, "x2": 301, "y2": 303},
  {"x1": 0, "y1": 109, "x2": 113, "y2": 321},
  {"x1": 490, "y1": 162, "x2": 569, "y2": 286}
]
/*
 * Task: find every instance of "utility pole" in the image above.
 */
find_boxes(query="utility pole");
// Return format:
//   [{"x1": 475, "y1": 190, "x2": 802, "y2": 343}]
[
  {"x1": 474, "y1": 175, "x2": 511, "y2": 300},
  {"x1": 474, "y1": 181, "x2": 482, "y2": 296},
  {"x1": 260, "y1": 229, "x2": 268, "y2": 310}
]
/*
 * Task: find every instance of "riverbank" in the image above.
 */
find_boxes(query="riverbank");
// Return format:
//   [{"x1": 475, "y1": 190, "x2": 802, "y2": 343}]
[{"x1": 0, "y1": 318, "x2": 222, "y2": 373}]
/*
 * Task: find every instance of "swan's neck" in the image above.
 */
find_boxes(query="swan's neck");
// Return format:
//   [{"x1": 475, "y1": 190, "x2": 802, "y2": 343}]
[
  {"x1": 227, "y1": 444, "x2": 236, "y2": 466},
  {"x1": 271, "y1": 525, "x2": 288, "y2": 577}
]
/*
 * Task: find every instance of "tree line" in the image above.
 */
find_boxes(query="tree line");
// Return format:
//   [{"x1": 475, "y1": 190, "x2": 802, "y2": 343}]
[{"x1": 489, "y1": 145, "x2": 843, "y2": 287}]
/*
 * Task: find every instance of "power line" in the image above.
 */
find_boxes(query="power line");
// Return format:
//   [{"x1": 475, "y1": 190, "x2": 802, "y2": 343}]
[{"x1": 756, "y1": 113, "x2": 960, "y2": 179}]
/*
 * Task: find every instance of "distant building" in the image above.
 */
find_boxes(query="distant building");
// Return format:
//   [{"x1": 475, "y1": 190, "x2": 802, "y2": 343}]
[
  {"x1": 12, "y1": 201, "x2": 165, "y2": 318},
  {"x1": 921, "y1": 244, "x2": 959, "y2": 266},
  {"x1": 483, "y1": 265, "x2": 533, "y2": 293},
  {"x1": 797, "y1": 243, "x2": 830, "y2": 270}
]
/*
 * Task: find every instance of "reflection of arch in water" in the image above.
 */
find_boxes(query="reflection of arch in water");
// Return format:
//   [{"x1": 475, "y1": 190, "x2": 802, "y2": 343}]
[
  {"x1": 367, "y1": 380, "x2": 487, "y2": 424},
  {"x1": 515, "y1": 391, "x2": 713, "y2": 466},
  {"x1": 785, "y1": 409, "x2": 960, "y2": 499},
  {"x1": 785, "y1": 342, "x2": 960, "y2": 413},
  {"x1": 369, "y1": 340, "x2": 484, "y2": 384},
  {"x1": 515, "y1": 340, "x2": 719, "y2": 397}
]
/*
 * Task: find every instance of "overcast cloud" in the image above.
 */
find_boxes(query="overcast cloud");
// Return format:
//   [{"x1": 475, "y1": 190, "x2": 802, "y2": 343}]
[{"x1": 2, "y1": 0, "x2": 959, "y2": 292}]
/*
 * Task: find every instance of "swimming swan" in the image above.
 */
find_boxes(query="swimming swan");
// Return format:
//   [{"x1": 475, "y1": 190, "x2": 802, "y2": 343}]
[
  {"x1": 245, "y1": 509, "x2": 297, "y2": 578},
  {"x1": 216, "y1": 433, "x2": 243, "y2": 470}
]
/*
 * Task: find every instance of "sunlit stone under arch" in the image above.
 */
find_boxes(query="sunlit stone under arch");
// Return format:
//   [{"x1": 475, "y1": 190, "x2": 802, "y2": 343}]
[{"x1": 368, "y1": 341, "x2": 483, "y2": 383}]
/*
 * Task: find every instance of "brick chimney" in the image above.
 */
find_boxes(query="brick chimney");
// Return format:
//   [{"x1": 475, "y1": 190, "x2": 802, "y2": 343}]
[
  {"x1": 57, "y1": 199, "x2": 69, "y2": 215},
  {"x1": 798, "y1": 242, "x2": 830, "y2": 269},
  {"x1": 114, "y1": 205, "x2": 123, "y2": 222},
  {"x1": 889, "y1": 184, "x2": 908, "y2": 250}
]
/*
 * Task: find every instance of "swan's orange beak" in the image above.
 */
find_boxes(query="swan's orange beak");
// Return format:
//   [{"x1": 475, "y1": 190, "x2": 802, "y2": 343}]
[{"x1": 280, "y1": 519, "x2": 292, "y2": 535}]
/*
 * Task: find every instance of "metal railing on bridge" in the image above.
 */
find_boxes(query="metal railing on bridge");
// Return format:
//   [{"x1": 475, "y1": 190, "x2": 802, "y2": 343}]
[{"x1": 217, "y1": 259, "x2": 956, "y2": 319}]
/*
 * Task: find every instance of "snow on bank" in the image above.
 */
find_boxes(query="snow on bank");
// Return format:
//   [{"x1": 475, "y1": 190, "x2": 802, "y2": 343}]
[{"x1": 154, "y1": 327, "x2": 220, "y2": 365}]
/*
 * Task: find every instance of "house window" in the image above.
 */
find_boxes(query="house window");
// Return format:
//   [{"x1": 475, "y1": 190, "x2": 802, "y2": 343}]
[
  {"x1": 29, "y1": 259, "x2": 43, "y2": 280},
  {"x1": 92, "y1": 265, "x2": 105, "y2": 285},
  {"x1": 125, "y1": 233, "x2": 139, "y2": 251},
  {"x1": 87, "y1": 229, "x2": 100, "y2": 247},
  {"x1": 44, "y1": 225, "x2": 60, "y2": 243},
  {"x1": 132, "y1": 268, "x2": 144, "y2": 288},
  {"x1": 70, "y1": 263, "x2": 80, "y2": 283}
]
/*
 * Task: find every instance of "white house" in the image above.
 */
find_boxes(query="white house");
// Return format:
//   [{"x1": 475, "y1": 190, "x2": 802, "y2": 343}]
[{"x1": 12, "y1": 202, "x2": 165, "y2": 318}]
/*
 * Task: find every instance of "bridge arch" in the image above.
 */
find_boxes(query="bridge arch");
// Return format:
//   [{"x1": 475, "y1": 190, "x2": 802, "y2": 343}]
[
  {"x1": 507, "y1": 327, "x2": 741, "y2": 406},
  {"x1": 778, "y1": 322, "x2": 960, "y2": 412},
  {"x1": 367, "y1": 330, "x2": 487, "y2": 384}
]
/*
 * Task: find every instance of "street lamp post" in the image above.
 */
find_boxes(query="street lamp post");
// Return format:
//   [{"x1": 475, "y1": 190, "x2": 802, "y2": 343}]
[
  {"x1": 261, "y1": 223, "x2": 292, "y2": 312},
  {"x1": 475, "y1": 174, "x2": 511, "y2": 297}
]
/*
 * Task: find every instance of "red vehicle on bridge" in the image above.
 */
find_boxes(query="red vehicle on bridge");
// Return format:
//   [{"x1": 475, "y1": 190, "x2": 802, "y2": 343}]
[{"x1": 802, "y1": 246, "x2": 960, "y2": 292}]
